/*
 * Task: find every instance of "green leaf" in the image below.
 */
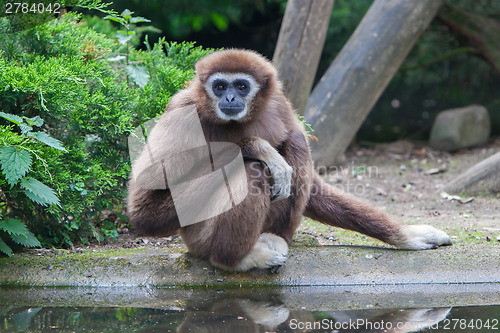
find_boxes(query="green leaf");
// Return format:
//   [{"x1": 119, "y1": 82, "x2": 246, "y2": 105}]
[
  {"x1": 19, "y1": 123, "x2": 33, "y2": 134},
  {"x1": 129, "y1": 17, "x2": 151, "y2": 24},
  {"x1": 27, "y1": 132, "x2": 67, "y2": 152},
  {"x1": 0, "y1": 147, "x2": 32, "y2": 186},
  {"x1": 0, "y1": 219, "x2": 28, "y2": 235},
  {"x1": 24, "y1": 116, "x2": 44, "y2": 127},
  {"x1": 11, "y1": 232, "x2": 41, "y2": 248},
  {"x1": 104, "y1": 15, "x2": 125, "y2": 24},
  {"x1": 126, "y1": 65, "x2": 150, "y2": 88},
  {"x1": 107, "y1": 55, "x2": 126, "y2": 62},
  {"x1": 0, "y1": 238, "x2": 13, "y2": 257},
  {"x1": 117, "y1": 30, "x2": 134, "y2": 35},
  {"x1": 210, "y1": 13, "x2": 229, "y2": 31},
  {"x1": 121, "y1": 9, "x2": 133, "y2": 20},
  {"x1": 20, "y1": 177, "x2": 60, "y2": 207},
  {"x1": 117, "y1": 31, "x2": 134, "y2": 45},
  {"x1": 0, "y1": 112, "x2": 23, "y2": 125}
]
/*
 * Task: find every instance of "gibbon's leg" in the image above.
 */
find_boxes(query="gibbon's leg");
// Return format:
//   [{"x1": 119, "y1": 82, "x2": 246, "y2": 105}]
[
  {"x1": 179, "y1": 161, "x2": 289, "y2": 271},
  {"x1": 304, "y1": 174, "x2": 451, "y2": 249},
  {"x1": 232, "y1": 131, "x2": 313, "y2": 270},
  {"x1": 128, "y1": 180, "x2": 181, "y2": 237}
]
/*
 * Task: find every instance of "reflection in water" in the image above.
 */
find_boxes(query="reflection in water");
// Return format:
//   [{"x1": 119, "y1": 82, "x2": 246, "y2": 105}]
[
  {"x1": 0, "y1": 293, "x2": 498, "y2": 332},
  {"x1": 322, "y1": 308, "x2": 451, "y2": 332}
]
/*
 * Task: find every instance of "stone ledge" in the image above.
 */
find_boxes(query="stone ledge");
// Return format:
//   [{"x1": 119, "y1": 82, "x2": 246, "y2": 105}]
[{"x1": 0, "y1": 244, "x2": 498, "y2": 288}]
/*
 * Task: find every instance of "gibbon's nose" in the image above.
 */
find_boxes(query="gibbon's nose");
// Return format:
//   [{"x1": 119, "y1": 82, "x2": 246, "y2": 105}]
[{"x1": 226, "y1": 94, "x2": 235, "y2": 103}]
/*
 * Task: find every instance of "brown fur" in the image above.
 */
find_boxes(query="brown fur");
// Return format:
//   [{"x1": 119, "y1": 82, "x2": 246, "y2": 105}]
[{"x1": 128, "y1": 49, "x2": 448, "y2": 270}]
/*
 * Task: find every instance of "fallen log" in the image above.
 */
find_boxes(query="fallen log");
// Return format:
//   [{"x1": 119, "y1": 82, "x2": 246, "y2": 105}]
[{"x1": 443, "y1": 152, "x2": 500, "y2": 196}]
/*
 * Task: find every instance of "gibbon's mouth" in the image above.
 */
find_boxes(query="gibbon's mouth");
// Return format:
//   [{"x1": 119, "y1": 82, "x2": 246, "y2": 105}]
[
  {"x1": 220, "y1": 107, "x2": 245, "y2": 116},
  {"x1": 216, "y1": 107, "x2": 247, "y2": 121}
]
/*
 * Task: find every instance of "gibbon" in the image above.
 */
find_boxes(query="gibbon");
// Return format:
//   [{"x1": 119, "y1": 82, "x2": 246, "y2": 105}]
[{"x1": 128, "y1": 49, "x2": 451, "y2": 271}]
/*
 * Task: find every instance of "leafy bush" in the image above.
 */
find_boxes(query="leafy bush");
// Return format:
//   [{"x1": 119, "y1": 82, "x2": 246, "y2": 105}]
[
  {"x1": 0, "y1": 8, "x2": 213, "y2": 253},
  {"x1": 0, "y1": 111, "x2": 67, "y2": 255}
]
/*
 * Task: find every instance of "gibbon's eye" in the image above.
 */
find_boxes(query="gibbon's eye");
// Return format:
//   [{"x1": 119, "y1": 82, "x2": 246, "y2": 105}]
[
  {"x1": 233, "y1": 79, "x2": 250, "y2": 94},
  {"x1": 212, "y1": 80, "x2": 228, "y2": 95}
]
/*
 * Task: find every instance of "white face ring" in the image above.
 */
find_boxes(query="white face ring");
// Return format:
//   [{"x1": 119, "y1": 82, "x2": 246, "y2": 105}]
[{"x1": 204, "y1": 73, "x2": 260, "y2": 121}]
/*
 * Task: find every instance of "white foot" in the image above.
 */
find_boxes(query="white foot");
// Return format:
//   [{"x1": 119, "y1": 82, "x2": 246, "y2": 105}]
[
  {"x1": 238, "y1": 300, "x2": 290, "y2": 329},
  {"x1": 235, "y1": 233, "x2": 288, "y2": 271},
  {"x1": 398, "y1": 225, "x2": 452, "y2": 250}
]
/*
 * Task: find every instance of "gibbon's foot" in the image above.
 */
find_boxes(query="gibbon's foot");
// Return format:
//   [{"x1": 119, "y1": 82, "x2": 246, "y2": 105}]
[
  {"x1": 398, "y1": 225, "x2": 452, "y2": 250},
  {"x1": 235, "y1": 233, "x2": 289, "y2": 272}
]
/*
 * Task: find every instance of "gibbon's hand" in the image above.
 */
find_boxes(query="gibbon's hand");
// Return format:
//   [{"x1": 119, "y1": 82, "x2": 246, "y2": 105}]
[
  {"x1": 252, "y1": 143, "x2": 292, "y2": 201},
  {"x1": 264, "y1": 156, "x2": 293, "y2": 202}
]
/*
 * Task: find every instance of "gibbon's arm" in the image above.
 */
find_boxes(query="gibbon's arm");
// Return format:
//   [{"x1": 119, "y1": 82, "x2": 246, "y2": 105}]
[{"x1": 239, "y1": 137, "x2": 293, "y2": 202}]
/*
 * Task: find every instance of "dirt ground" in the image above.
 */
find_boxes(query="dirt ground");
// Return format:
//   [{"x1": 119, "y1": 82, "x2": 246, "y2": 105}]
[
  {"x1": 93, "y1": 138, "x2": 500, "y2": 252},
  {"x1": 299, "y1": 138, "x2": 500, "y2": 247}
]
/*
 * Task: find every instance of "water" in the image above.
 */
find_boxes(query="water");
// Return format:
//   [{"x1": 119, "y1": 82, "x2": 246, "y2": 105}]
[
  {"x1": 1, "y1": 305, "x2": 499, "y2": 332},
  {"x1": 0, "y1": 288, "x2": 499, "y2": 332}
]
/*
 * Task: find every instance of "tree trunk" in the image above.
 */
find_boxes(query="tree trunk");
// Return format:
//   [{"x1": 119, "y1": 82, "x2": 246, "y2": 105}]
[
  {"x1": 438, "y1": 3, "x2": 500, "y2": 75},
  {"x1": 443, "y1": 152, "x2": 500, "y2": 196},
  {"x1": 273, "y1": 0, "x2": 334, "y2": 115},
  {"x1": 304, "y1": 0, "x2": 444, "y2": 166}
]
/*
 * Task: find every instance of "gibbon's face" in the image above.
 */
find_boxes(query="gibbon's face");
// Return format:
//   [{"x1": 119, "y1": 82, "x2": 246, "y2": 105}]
[{"x1": 204, "y1": 73, "x2": 260, "y2": 121}]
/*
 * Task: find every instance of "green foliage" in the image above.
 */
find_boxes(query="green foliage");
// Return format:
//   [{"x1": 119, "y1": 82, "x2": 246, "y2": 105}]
[
  {"x1": 21, "y1": 177, "x2": 60, "y2": 207},
  {"x1": 297, "y1": 115, "x2": 314, "y2": 136},
  {"x1": 0, "y1": 8, "x2": 213, "y2": 253},
  {"x1": 0, "y1": 216, "x2": 41, "y2": 257},
  {"x1": 102, "y1": 0, "x2": 286, "y2": 39},
  {"x1": 126, "y1": 65, "x2": 150, "y2": 88},
  {"x1": 0, "y1": 146, "x2": 32, "y2": 186},
  {"x1": 104, "y1": 8, "x2": 160, "y2": 53},
  {"x1": 102, "y1": 8, "x2": 157, "y2": 88},
  {"x1": 132, "y1": 40, "x2": 214, "y2": 121},
  {"x1": 0, "y1": 111, "x2": 64, "y2": 205},
  {"x1": 0, "y1": 110, "x2": 64, "y2": 255},
  {"x1": 0, "y1": 0, "x2": 120, "y2": 32}
]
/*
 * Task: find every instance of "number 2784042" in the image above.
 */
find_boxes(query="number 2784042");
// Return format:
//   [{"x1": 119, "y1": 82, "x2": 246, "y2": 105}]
[{"x1": 4, "y1": 3, "x2": 61, "y2": 14}]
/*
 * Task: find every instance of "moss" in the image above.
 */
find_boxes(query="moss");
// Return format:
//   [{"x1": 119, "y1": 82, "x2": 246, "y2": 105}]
[
  {"x1": 292, "y1": 233, "x2": 320, "y2": 247},
  {"x1": 174, "y1": 255, "x2": 191, "y2": 269},
  {"x1": 0, "y1": 247, "x2": 145, "y2": 266},
  {"x1": 446, "y1": 226, "x2": 500, "y2": 246}
]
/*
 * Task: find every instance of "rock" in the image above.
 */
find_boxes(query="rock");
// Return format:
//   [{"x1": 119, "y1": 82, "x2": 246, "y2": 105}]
[{"x1": 429, "y1": 105, "x2": 490, "y2": 151}]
